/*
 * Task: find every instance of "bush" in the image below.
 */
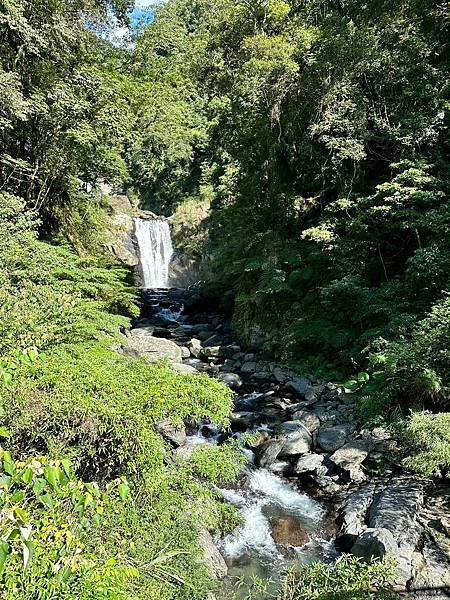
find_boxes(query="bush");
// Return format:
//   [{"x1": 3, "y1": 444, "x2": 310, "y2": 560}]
[
  {"x1": 402, "y1": 411, "x2": 450, "y2": 477},
  {"x1": 281, "y1": 555, "x2": 399, "y2": 600}
]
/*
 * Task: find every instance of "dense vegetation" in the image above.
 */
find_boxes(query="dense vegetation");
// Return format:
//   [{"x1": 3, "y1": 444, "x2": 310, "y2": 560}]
[
  {"x1": 130, "y1": 0, "x2": 449, "y2": 470},
  {"x1": 0, "y1": 0, "x2": 449, "y2": 597}
]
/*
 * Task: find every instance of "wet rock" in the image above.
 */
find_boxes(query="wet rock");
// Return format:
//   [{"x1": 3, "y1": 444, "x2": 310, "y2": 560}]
[
  {"x1": 156, "y1": 418, "x2": 187, "y2": 447},
  {"x1": 291, "y1": 410, "x2": 321, "y2": 433},
  {"x1": 256, "y1": 439, "x2": 284, "y2": 468},
  {"x1": 271, "y1": 516, "x2": 309, "y2": 546},
  {"x1": 123, "y1": 334, "x2": 182, "y2": 363},
  {"x1": 203, "y1": 334, "x2": 224, "y2": 347},
  {"x1": 218, "y1": 372, "x2": 243, "y2": 389},
  {"x1": 295, "y1": 453, "x2": 325, "y2": 474},
  {"x1": 188, "y1": 338, "x2": 203, "y2": 358},
  {"x1": 317, "y1": 425, "x2": 351, "y2": 452},
  {"x1": 269, "y1": 461, "x2": 290, "y2": 474},
  {"x1": 351, "y1": 527, "x2": 398, "y2": 561}
]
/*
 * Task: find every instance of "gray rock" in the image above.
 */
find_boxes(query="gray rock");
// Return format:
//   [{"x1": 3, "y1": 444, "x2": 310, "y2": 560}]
[
  {"x1": 156, "y1": 418, "x2": 187, "y2": 447},
  {"x1": 180, "y1": 346, "x2": 191, "y2": 358},
  {"x1": 123, "y1": 334, "x2": 182, "y2": 363},
  {"x1": 295, "y1": 453, "x2": 325, "y2": 474},
  {"x1": 241, "y1": 361, "x2": 257, "y2": 374},
  {"x1": 275, "y1": 422, "x2": 312, "y2": 457},
  {"x1": 198, "y1": 528, "x2": 228, "y2": 579},
  {"x1": 329, "y1": 440, "x2": 371, "y2": 481},
  {"x1": 230, "y1": 411, "x2": 259, "y2": 427},
  {"x1": 217, "y1": 372, "x2": 243, "y2": 389},
  {"x1": 291, "y1": 410, "x2": 321, "y2": 433},
  {"x1": 256, "y1": 439, "x2": 284, "y2": 468},
  {"x1": 317, "y1": 425, "x2": 350, "y2": 452},
  {"x1": 203, "y1": 334, "x2": 225, "y2": 347},
  {"x1": 351, "y1": 527, "x2": 398, "y2": 561},
  {"x1": 338, "y1": 483, "x2": 377, "y2": 541},
  {"x1": 188, "y1": 338, "x2": 203, "y2": 358},
  {"x1": 172, "y1": 363, "x2": 199, "y2": 374},
  {"x1": 368, "y1": 478, "x2": 423, "y2": 585},
  {"x1": 412, "y1": 535, "x2": 450, "y2": 590},
  {"x1": 273, "y1": 367, "x2": 288, "y2": 384},
  {"x1": 286, "y1": 376, "x2": 311, "y2": 396}
]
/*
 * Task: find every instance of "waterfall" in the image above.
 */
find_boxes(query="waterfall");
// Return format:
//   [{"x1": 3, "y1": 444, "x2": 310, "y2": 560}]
[{"x1": 134, "y1": 218, "x2": 174, "y2": 288}]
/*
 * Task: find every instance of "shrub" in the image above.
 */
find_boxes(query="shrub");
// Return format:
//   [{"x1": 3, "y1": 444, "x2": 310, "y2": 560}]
[
  {"x1": 281, "y1": 555, "x2": 399, "y2": 600},
  {"x1": 402, "y1": 411, "x2": 450, "y2": 477}
]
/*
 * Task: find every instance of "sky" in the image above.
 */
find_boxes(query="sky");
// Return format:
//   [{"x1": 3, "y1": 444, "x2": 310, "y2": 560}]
[{"x1": 108, "y1": 0, "x2": 155, "y2": 44}]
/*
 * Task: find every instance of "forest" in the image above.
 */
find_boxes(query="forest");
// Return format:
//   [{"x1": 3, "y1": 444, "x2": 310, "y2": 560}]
[{"x1": 0, "y1": 0, "x2": 449, "y2": 598}]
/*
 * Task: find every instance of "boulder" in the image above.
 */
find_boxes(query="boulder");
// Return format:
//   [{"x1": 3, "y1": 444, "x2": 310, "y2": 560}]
[
  {"x1": 180, "y1": 346, "x2": 191, "y2": 358},
  {"x1": 286, "y1": 376, "x2": 311, "y2": 396},
  {"x1": 295, "y1": 453, "x2": 325, "y2": 474},
  {"x1": 351, "y1": 527, "x2": 398, "y2": 561},
  {"x1": 188, "y1": 338, "x2": 203, "y2": 358},
  {"x1": 329, "y1": 440, "x2": 371, "y2": 481},
  {"x1": 337, "y1": 483, "x2": 377, "y2": 546},
  {"x1": 123, "y1": 334, "x2": 182, "y2": 363},
  {"x1": 198, "y1": 528, "x2": 228, "y2": 579},
  {"x1": 241, "y1": 361, "x2": 257, "y2": 374},
  {"x1": 317, "y1": 425, "x2": 350, "y2": 452},
  {"x1": 291, "y1": 410, "x2": 321, "y2": 433},
  {"x1": 256, "y1": 439, "x2": 284, "y2": 468},
  {"x1": 217, "y1": 372, "x2": 243, "y2": 389},
  {"x1": 156, "y1": 418, "x2": 187, "y2": 447},
  {"x1": 275, "y1": 422, "x2": 312, "y2": 457}
]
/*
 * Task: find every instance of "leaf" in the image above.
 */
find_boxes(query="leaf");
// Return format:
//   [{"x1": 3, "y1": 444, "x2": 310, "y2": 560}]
[
  {"x1": 38, "y1": 493, "x2": 54, "y2": 510},
  {"x1": 44, "y1": 465, "x2": 60, "y2": 491},
  {"x1": 22, "y1": 540, "x2": 34, "y2": 572},
  {"x1": 118, "y1": 482, "x2": 130, "y2": 502},
  {"x1": 32, "y1": 478, "x2": 46, "y2": 496},
  {"x1": 0, "y1": 426, "x2": 10, "y2": 439},
  {"x1": 22, "y1": 468, "x2": 33, "y2": 484},
  {"x1": 61, "y1": 459, "x2": 72, "y2": 477},
  {"x1": 3, "y1": 451, "x2": 15, "y2": 475},
  {"x1": 0, "y1": 542, "x2": 9, "y2": 574}
]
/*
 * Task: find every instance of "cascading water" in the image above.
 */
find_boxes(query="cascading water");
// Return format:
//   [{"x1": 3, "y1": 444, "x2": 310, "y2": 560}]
[{"x1": 134, "y1": 218, "x2": 173, "y2": 288}]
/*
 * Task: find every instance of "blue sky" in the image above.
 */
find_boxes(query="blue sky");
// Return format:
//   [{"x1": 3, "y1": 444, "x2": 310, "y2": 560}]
[{"x1": 108, "y1": 0, "x2": 155, "y2": 43}]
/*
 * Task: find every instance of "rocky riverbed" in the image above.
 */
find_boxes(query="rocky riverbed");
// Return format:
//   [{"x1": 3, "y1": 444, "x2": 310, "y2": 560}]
[{"x1": 120, "y1": 288, "x2": 450, "y2": 598}]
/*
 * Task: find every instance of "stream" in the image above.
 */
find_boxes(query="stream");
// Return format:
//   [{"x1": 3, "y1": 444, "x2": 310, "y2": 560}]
[{"x1": 134, "y1": 288, "x2": 338, "y2": 597}]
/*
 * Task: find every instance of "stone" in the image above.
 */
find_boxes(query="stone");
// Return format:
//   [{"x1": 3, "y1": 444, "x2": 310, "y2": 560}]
[
  {"x1": 217, "y1": 372, "x2": 243, "y2": 389},
  {"x1": 317, "y1": 425, "x2": 350, "y2": 452},
  {"x1": 256, "y1": 439, "x2": 284, "y2": 468},
  {"x1": 172, "y1": 363, "x2": 199, "y2": 374},
  {"x1": 368, "y1": 478, "x2": 423, "y2": 585},
  {"x1": 337, "y1": 483, "x2": 377, "y2": 545},
  {"x1": 188, "y1": 338, "x2": 203, "y2": 358},
  {"x1": 275, "y1": 422, "x2": 312, "y2": 457},
  {"x1": 286, "y1": 376, "x2": 311, "y2": 397},
  {"x1": 273, "y1": 367, "x2": 288, "y2": 384},
  {"x1": 181, "y1": 346, "x2": 191, "y2": 358},
  {"x1": 241, "y1": 361, "x2": 257, "y2": 373},
  {"x1": 351, "y1": 527, "x2": 398, "y2": 562},
  {"x1": 329, "y1": 440, "x2": 371, "y2": 481},
  {"x1": 271, "y1": 516, "x2": 309, "y2": 546},
  {"x1": 203, "y1": 334, "x2": 225, "y2": 347},
  {"x1": 198, "y1": 528, "x2": 228, "y2": 579},
  {"x1": 291, "y1": 410, "x2": 321, "y2": 433},
  {"x1": 123, "y1": 334, "x2": 182, "y2": 363},
  {"x1": 412, "y1": 535, "x2": 450, "y2": 590},
  {"x1": 295, "y1": 453, "x2": 325, "y2": 474},
  {"x1": 230, "y1": 411, "x2": 259, "y2": 427},
  {"x1": 156, "y1": 418, "x2": 187, "y2": 447}
]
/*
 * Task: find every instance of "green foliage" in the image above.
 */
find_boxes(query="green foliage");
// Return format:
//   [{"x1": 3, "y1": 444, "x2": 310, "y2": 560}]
[
  {"x1": 189, "y1": 443, "x2": 246, "y2": 485},
  {"x1": 282, "y1": 555, "x2": 399, "y2": 600},
  {"x1": 402, "y1": 412, "x2": 450, "y2": 477},
  {"x1": 0, "y1": 450, "x2": 137, "y2": 599}
]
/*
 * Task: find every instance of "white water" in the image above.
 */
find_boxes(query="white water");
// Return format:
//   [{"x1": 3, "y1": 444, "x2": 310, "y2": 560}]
[
  {"x1": 134, "y1": 218, "x2": 173, "y2": 288},
  {"x1": 219, "y1": 469, "x2": 324, "y2": 561}
]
